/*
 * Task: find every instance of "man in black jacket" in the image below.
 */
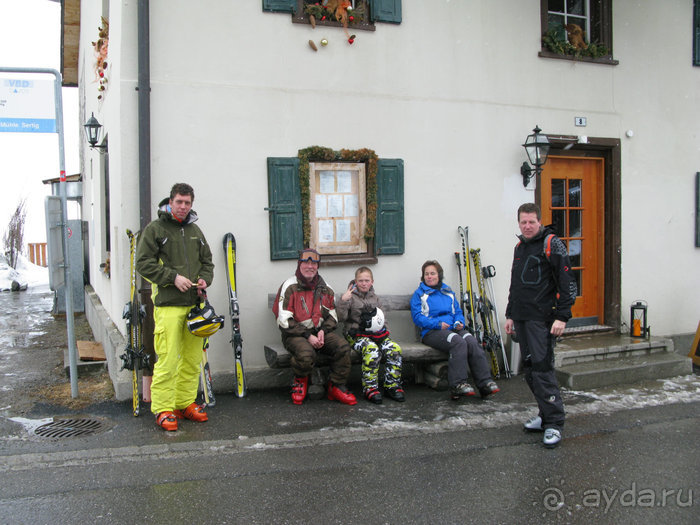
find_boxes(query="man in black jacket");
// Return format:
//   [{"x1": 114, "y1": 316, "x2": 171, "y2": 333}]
[{"x1": 504, "y1": 203, "x2": 576, "y2": 448}]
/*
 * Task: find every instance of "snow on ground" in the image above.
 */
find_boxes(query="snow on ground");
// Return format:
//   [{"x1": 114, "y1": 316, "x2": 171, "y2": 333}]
[
  {"x1": 331, "y1": 375, "x2": 700, "y2": 437},
  {"x1": 7, "y1": 417, "x2": 53, "y2": 434},
  {"x1": 566, "y1": 375, "x2": 700, "y2": 412},
  {"x1": 0, "y1": 254, "x2": 49, "y2": 291}
]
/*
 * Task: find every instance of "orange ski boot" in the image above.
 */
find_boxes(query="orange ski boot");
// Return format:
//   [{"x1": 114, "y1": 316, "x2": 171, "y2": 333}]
[
  {"x1": 174, "y1": 403, "x2": 208, "y2": 422},
  {"x1": 155, "y1": 411, "x2": 178, "y2": 431}
]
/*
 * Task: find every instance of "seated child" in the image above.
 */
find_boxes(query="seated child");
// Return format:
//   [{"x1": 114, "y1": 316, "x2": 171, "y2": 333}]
[{"x1": 336, "y1": 266, "x2": 405, "y2": 404}]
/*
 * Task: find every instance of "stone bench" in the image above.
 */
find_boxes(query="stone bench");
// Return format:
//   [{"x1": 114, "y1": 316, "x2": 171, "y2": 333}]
[{"x1": 265, "y1": 294, "x2": 450, "y2": 390}]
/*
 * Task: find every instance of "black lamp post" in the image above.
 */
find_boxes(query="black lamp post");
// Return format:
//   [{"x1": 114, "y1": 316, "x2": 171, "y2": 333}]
[
  {"x1": 84, "y1": 112, "x2": 106, "y2": 150},
  {"x1": 520, "y1": 125, "x2": 550, "y2": 187}
]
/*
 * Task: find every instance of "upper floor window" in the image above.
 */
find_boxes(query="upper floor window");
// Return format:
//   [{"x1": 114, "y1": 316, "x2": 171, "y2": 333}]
[
  {"x1": 263, "y1": 0, "x2": 402, "y2": 27},
  {"x1": 293, "y1": 1, "x2": 374, "y2": 33},
  {"x1": 540, "y1": 0, "x2": 617, "y2": 64}
]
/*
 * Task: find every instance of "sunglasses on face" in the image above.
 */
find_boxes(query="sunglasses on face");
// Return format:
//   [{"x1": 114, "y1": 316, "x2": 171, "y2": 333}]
[{"x1": 299, "y1": 250, "x2": 321, "y2": 263}]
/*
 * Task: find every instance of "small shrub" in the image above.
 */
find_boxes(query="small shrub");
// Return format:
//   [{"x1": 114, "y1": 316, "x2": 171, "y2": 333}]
[{"x1": 3, "y1": 199, "x2": 27, "y2": 269}]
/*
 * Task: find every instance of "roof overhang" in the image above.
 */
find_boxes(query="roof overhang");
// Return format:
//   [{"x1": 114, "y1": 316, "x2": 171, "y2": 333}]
[{"x1": 61, "y1": 0, "x2": 80, "y2": 86}]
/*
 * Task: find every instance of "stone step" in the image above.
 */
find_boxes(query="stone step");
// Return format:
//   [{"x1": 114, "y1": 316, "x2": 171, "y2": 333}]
[
  {"x1": 556, "y1": 351, "x2": 692, "y2": 390},
  {"x1": 562, "y1": 324, "x2": 615, "y2": 336},
  {"x1": 554, "y1": 336, "x2": 672, "y2": 367}
]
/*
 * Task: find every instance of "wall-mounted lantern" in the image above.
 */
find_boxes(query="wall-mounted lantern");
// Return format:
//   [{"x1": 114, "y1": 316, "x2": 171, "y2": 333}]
[
  {"x1": 520, "y1": 125, "x2": 550, "y2": 187},
  {"x1": 84, "y1": 112, "x2": 107, "y2": 150}
]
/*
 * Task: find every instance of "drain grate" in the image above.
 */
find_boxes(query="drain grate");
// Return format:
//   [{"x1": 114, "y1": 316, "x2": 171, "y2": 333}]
[{"x1": 33, "y1": 418, "x2": 107, "y2": 439}]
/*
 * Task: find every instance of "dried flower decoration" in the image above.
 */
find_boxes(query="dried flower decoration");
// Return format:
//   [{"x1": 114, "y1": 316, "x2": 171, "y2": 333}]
[{"x1": 91, "y1": 17, "x2": 109, "y2": 100}]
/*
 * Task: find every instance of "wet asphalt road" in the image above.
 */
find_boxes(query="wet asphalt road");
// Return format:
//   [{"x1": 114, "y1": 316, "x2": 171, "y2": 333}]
[
  {"x1": 0, "y1": 286, "x2": 60, "y2": 401},
  {"x1": 0, "y1": 287, "x2": 698, "y2": 524}
]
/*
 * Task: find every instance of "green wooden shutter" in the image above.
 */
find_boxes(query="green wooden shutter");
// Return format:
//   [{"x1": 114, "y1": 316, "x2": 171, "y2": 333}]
[
  {"x1": 262, "y1": 0, "x2": 296, "y2": 14},
  {"x1": 371, "y1": 0, "x2": 402, "y2": 24},
  {"x1": 375, "y1": 159, "x2": 404, "y2": 255},
  {"x1": 695, "y1": 0, "x2": 700, "y2": 66},
  {"x1": 267, "y1": 157, "x2": 303, "y2": 260}
]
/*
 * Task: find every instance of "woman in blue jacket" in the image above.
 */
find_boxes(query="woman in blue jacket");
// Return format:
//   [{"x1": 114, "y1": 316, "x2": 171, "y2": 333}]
[{"x1": 410, "y1": 260, "x2": 500, "y2": 400}]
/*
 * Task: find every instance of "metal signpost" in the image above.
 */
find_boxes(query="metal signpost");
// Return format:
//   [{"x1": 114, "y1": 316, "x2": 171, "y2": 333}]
[{"x1": 0, "y1": 67, "x2": 79, "y2": 397}]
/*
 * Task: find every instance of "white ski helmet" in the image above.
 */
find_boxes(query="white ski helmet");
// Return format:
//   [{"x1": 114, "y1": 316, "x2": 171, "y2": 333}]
[{"x1": 363, "y1": 307, "x2": 385, "y2": 333}]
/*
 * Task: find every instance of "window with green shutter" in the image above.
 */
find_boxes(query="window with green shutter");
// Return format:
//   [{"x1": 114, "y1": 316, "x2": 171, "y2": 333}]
[
  {"x1": 266, "y1": 152, "x2": 404, "y2": 261},
  {"x1": 264, "y1": 1, "x2": 402, "y2": 30}
]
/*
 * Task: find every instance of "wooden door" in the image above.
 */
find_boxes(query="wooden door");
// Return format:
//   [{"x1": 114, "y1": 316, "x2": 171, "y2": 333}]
[{"x1": 540, "y1": 156, "x2": 604, "y2": 322}]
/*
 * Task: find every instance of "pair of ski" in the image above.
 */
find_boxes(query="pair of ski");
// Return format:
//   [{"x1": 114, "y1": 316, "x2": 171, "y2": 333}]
[
  {"x1": 120, "y1": 229, "x2": 150, "y2": 417},
  {"x1": 121, "y1": 230, "x2": 246, "y2": 417},
  {"x1": 195, "y1": 233, "x2": 248, "y2": 405},
  {"x1": 456, "y1": 226, "x2": 512, "y2": 379}
]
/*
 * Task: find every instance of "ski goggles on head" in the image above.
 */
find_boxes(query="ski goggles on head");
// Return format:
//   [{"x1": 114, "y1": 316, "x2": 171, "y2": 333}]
[{"x1": 298, "y1": 249, "x2": 321, "y2": 263}]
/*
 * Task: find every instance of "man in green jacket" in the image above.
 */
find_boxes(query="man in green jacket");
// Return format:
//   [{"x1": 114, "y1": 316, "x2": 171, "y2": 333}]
[{"x1": 136, "y1": 183, "x2": 214, "y2": 431}]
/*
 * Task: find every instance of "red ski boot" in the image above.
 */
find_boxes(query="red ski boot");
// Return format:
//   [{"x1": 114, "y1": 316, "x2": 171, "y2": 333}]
[
  {"x1": 327, "y1": 381, "x2": 357, "y2": 405},
  {"x1": 291, "y1": 376, "x2": 308, "y2": 405}
]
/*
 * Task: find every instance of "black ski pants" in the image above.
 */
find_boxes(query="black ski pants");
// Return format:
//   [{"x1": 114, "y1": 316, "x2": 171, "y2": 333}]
[
  {"x1": 422, "y1": 329, "x2": 492, "y2": 388},
  {"x1": 283, "y1": 332, "x2": 352, "y2": 385},
  {"x1": 514, "y1": 320, "x2": 565, "y2": 430}
]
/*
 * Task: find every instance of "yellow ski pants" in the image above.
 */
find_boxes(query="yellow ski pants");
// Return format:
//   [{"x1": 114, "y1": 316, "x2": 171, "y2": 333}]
[{"x1": 151, "y1": 305, "x2": 202, "y2": 415}]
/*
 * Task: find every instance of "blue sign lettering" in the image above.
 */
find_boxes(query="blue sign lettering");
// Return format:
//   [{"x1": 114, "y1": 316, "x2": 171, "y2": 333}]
[
  {"x1": 0, "y1": 118, "x2": 56, "y2": 133},
  {"x1": 4, "y1": 79, "x2": 33, "y2": 88}
]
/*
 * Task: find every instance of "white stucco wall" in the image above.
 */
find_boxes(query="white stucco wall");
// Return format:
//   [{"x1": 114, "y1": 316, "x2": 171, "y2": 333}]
[
  {"x1": 613, "y1": 1, "x2": 700, "y2": 339},
  {"x1": 79, "y1": 1, "x2": 700, "y2": 379}
]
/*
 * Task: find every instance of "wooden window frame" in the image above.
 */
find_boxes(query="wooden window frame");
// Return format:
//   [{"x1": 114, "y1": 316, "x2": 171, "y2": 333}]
[
  {"x1": 300, "y1": 146, "x2": 382, "y2": 265},
  {"x1": 308, "y1": 162, "x2": 368, "y2": 256},
  {"x1": 539, "y1": 0, "x2": 618, "y2": 65}
]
